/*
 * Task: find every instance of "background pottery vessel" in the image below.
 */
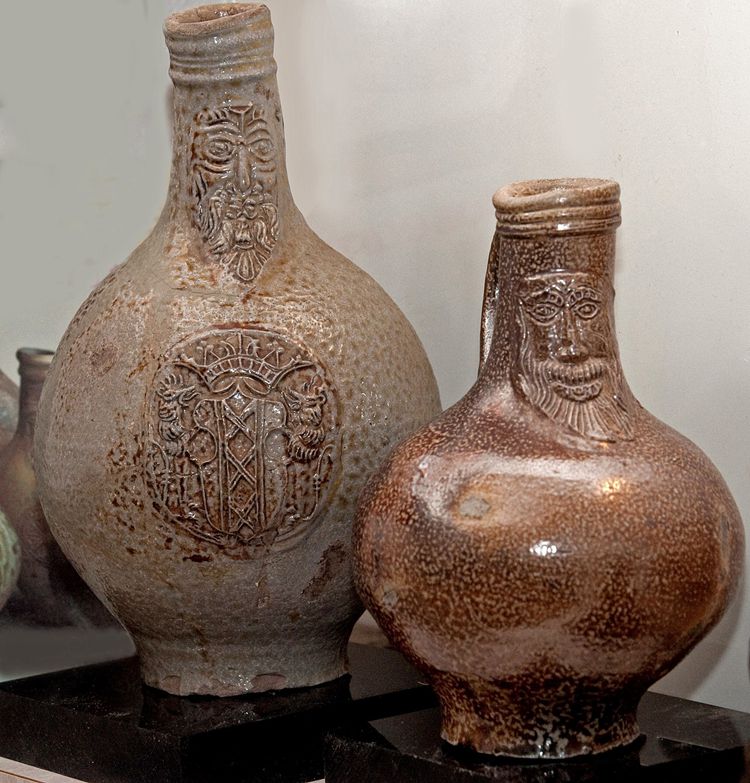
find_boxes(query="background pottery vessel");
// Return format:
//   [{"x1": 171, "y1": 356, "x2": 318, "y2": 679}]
[
  {"x1": 0, "y1": 348, "x2": 114, "y2": 627},
  {"x1": 34, "y1": 4, "x2": 439, "y2": 696},
  {"x1": 354, "y1": 178, "x2": 743, "y2": 758},
  {"x1": 0, "y1": 369, "x2": 18, "y2": 449},
  {"x1": 0, "y1": 509, "x2": 20, "y2": 612}
]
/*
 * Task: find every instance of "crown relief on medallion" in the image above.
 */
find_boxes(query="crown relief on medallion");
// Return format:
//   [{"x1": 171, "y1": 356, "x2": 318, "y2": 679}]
[
  {"x1": 144, "y1": 327, "x2": 338, "y2": 555},
  {"x1": 515, "y1": 271, "x2": 634, "y2": 442},
  {"x1": 191, "y1": 103, "x2": 280, "y2": 284}
]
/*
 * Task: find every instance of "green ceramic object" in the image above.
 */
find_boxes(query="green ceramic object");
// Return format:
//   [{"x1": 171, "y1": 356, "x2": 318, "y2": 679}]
[
  {"x1": 0, "y1": 508, "x2": 20, "y2": 611},
  {"x1": 0, "y1": 369, "x2": 18, "y2": 450}
]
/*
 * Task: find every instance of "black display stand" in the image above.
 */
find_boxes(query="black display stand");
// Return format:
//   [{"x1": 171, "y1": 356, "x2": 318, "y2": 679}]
[
  {"x1": 324, "y1": 693, "x2": 750, "y2": 782},
  {"x1": 0, "y1": 643, "x2": 435, "y2": 783}
]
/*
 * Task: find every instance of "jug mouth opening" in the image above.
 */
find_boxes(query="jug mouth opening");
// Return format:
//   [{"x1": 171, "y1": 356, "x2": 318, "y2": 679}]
[
  {"x1": 164, "y1": 3, "x2": 275, "y2": 84},
  {"x1": 501, "y1": 178, "x2": 614, "y2": 201},
  {"x1": 165, "y1": 4, "x2": 267, "y2": 36},
  {"x1": 493, "y1": 178, "x2": 621, "y2": 237}
]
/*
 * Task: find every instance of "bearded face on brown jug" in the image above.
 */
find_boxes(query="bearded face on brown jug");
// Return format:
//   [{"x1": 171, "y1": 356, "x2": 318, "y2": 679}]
[{"x1": 516, "y1": 271, "x2": 633, "y2": 441}]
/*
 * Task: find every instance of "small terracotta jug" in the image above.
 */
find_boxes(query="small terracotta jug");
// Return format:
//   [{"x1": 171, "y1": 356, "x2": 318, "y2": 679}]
[
  {"x1": 0, "y1": 510, "x2": 20, "y2": 612},
  {"x1": 0, "y1": 369, "x2": 18, "y2": 450},
  {"x1": 0, "y1": 348, "x2": 114, "y2": 627},
  {"x1": 34, "y1": 4, "x2": 439, "y2": 695},
  {"x1": 354, "y1": 178, "x2": 743, "y2": 758}
]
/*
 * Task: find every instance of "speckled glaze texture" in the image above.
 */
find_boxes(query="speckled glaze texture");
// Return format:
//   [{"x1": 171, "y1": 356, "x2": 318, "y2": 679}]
[
  {"x1": 0, "y1": 370, "x2": 18, "y2": 449},
  {"x1": 354, "y1": 178, "x2": 743, "y2": 758},
  {"x1": 0, "y1": 510, "x2": 20, "y2": 611},
  {"x1": 33, "y1": 4, "x2": 439, "y2": 696},
  {"x1": 0, "y1": 349, "x2": 114, "y2": 627}
]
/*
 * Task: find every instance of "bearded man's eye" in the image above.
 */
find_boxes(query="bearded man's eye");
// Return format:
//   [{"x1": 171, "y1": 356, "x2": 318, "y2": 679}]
[
  {"x1": 524, "y1": 301, "x2": 561, "y2": 323},
  {"x1": 206, "y1": 139, "x2": 234, "y2": 162},
  {"x1": 573, "y1": 300, "x2": 600, "y2": 319},
  {"x1": 249, "y1": 138, "x2": 274, "y2": 159}
]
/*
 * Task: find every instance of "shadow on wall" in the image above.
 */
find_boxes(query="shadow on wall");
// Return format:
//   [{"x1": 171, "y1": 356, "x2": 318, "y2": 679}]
[{"x1": 653, "y1": 574, "x2": 745, "y2": 700}]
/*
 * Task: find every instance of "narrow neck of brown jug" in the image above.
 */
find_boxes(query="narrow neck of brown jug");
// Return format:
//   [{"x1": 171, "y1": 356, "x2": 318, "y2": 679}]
[
  {"x1": 482, "y1": 178, "x2": 636, "y2": 442},
  {"x1": 481, "y1": 230, "x2": 625, "y2": 386},
  {"x1": 163, "y1": 5, "x2": 294, "y2": 239},
  {"x1": 15, "y1": 349, "x2": 53, "y2": 441}
]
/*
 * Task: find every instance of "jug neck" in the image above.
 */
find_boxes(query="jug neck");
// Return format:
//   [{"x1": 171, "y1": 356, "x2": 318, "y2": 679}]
[
  {"x1": 163, "y1": 4, "x2": 293, "y2": 284},
  {"x1": 15, "y1": 349, "x2": 54, "y2": 441},
  {"x1": 480, "y1": 178, "x2": 634, "y2": 442}
]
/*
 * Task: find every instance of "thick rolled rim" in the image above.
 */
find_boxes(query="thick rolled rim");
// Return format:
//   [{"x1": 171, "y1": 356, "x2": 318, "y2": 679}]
[
  {"x1": 493, "y1": 178, "x2": 621, "y2": 237},
  {"x1": 163, "y1": 3, "x2": 275, "y2": 84}
]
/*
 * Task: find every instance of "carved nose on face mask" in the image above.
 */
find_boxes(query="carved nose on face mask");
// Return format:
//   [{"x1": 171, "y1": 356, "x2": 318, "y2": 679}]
[
  {"x1": 554, "y1": 309, "x2": 589, "y2": 363},
  {"x1": 235, "y1": 146, "x2": 255, "y2": 192},
  {"x1": 555, "y1": 341, "x2": 589, "y2": 363}
]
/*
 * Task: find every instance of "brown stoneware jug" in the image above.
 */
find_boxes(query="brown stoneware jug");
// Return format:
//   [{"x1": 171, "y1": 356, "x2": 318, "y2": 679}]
[
  {"x1": 34, "y1": 4, "x2": 439, "y2": 695},
  {"x1": 0, "y1": 348, "x2": 113, "y2": 627},
  {"x1": 354, "y1": 178, "x2": 743, "y2": 758}
]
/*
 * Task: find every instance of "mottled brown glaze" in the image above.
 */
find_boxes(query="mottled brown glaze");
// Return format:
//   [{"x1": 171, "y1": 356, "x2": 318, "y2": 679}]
[
  {"x1": 0, "y1": 349, "x2": 114, "y2": 627},
  {"x1": 34, "y1": 4, "x2": 439, "y2": 696},
  {"x1": 0, "y1": 369, "x2": 18, "y2": 449},
  {"x1": 354, "y1": 178, "x2": 743, "y2": 758}
]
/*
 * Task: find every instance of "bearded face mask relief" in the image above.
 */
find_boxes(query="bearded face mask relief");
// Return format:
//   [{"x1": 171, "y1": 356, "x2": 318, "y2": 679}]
[
  {"x1": 516, "y1": 272, "x2": 633, "y2": 442},
  {"x1": 191, "y1": 105, "x2": 279, "y2": 283}
]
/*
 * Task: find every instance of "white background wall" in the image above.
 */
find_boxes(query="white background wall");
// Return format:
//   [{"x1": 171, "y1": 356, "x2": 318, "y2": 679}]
[{"x1": 1, "y1": 1, "x2": 748, "y2": 710}]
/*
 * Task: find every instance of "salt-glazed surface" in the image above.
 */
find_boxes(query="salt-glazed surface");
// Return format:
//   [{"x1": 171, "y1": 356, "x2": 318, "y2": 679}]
[{"x1": 34, "y1": 4, "x2": 439, "y2": 696}]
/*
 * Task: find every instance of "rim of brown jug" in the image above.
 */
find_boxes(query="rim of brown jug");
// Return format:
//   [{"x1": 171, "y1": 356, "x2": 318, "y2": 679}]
[{"x1": 493, "y1": 177, "x2": 621, "y2": 236}]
